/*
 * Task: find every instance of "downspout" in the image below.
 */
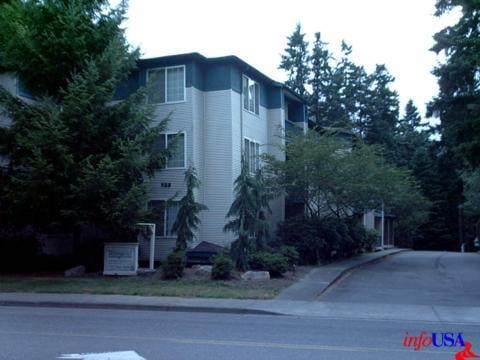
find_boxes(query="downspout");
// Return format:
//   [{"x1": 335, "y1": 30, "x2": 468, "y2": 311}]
[
  {"x1": 381, "y1": 204, "x2": 385, "y2": 248},
  {"x1": 240, "y1": 72, "x2": 244, "y2": 160}
]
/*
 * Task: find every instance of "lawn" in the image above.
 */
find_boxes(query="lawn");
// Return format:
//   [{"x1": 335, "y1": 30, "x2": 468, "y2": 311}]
[{"x1": 0, "y1": 268, "x2": 310, "y2": 299}]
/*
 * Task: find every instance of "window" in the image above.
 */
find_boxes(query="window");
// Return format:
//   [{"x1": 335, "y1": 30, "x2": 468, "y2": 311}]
[
  {"x1": 244, "y1": 138, "x2": 260, "y2": 173},
  {"x1": 153, "y1": 133, "x2": 186, "y2": 168},
  {"x1": 147, "y1": 66, "x2": 185, "y2": 104},
  {"x1": 148, "y1": 201, "x2": 180, "y2": 237},
  {"x1": 242, "y1": 76, "x2": 259, "y2": 115}
]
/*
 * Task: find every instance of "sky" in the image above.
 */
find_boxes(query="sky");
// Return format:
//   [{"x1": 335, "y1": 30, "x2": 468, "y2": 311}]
[{"x1": 120, "y1": 0, "x2": 460, "y2": 119}]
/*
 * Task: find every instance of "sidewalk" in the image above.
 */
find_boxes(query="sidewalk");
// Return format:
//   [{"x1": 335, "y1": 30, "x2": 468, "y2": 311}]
[
  {"x1": 2, "y1": 290, "x2": 480, "y2": 324},
  {"x1": 276, "y1": 248, "x2": 407, "y2": 300}
]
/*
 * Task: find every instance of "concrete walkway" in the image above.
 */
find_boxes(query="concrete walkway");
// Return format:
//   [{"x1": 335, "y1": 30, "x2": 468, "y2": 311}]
[
  {"x1": 2, "y1": 291, "x2": 480, "y2": 324},
  {"x1": 276, "y1": 248, "x2": 407, "y2": 300}
]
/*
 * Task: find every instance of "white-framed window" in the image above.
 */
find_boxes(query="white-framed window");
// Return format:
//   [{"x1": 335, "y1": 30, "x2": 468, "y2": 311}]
[
  {"x1": 242, "y1": 76, "x2": 260, "y2": 115},
  {"x1": 148, "y1": 200, "x2": 180, "y2": 237},
  {"x1": 147, "y1": 65, "x2": 186, "y2": 104},
  {"x1": 153, "y1": 132, "x2": 186, "y2": 169},
  {"x1": 244, "y1": 138, "x2": 260, "y2": 173}
]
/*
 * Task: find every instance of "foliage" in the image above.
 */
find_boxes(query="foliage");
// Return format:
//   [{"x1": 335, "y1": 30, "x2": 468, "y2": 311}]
[
  {"x1": 462, "y1": 168, "x2": 480, "y2": 217},
  {"x1": 277, "y1": 216, "x2": 376, "y2": 264},
  {"x1": 249, "y1": 251, "x2": 288, "y2": 278},
  {"x1": 278, "y1": 245, "x2": 299, "y2": 271},
  {"x1": 211, "y1": 253, "x2": 234, "y2": 280},
  {"x1": 429, "y1": 0, "x2": 480, "y2": 169},
  {"x1": 0, "y1": 0, "x2": 170, "y2": 240},
  {"x1": 426, "y1": 0, "x2": 480, "y2": 250},
  {"x1": 265, "y1": 132, "x2": 427, "y2": 224},
  {"x1": 0, "y1": 0, "x2": 136, "y2": 98},
  {"x1": 171, "y1": 166, "x2": 208, "y2": 250},
  {"x1": 224, "y1": 159, "x2": 271, "y2": 271},
  {"x1": 0, "y1": 228, "x2": 39, "y2": 271},
  {"x1": 162, "y1": 250, "x2": 185, "y2": 280},
  {"x1": 279, "y1": 23, "x2": 310, "y2": 98}
]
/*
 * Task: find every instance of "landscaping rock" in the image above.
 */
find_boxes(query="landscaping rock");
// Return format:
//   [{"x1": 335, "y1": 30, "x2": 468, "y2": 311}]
[
  {"x1": 64, "y1": 265, "x2": 86, "y2": 277},
  {"x1": 192, "y1": 265, "x2": 212, "y2": 276},
  {"x1": 241, "y1": 270, "x2": 270, "y2": 281}
]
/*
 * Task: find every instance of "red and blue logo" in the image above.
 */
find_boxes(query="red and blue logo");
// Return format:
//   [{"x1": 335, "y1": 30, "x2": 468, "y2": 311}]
[{"x1": 403, "y1": 332, "x2": 479, "y2": 359}]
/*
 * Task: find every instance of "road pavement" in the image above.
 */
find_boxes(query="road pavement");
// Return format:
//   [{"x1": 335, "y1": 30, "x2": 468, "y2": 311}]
[
  {"x1": 320, "y1": 251, "x2": 480, "y2": 306},
  {"x1": 1, "y1": 305, "x2": 477, "y2": 360}
]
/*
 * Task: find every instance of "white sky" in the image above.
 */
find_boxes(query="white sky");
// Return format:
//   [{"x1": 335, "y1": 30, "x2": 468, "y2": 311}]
[{"x1": 121, "y1": 0, "x2": 460, "y2": 119}]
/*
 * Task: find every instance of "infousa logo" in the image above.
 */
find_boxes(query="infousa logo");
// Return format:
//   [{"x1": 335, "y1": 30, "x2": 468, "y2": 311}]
[{"x1": 403, "y1": 332, "x2": 479, "y2": 359}]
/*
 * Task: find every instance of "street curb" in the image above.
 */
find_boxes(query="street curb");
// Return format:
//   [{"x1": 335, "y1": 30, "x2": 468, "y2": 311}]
[
  {"x1": 316, "y1": 249, "x2": 410, "y2": 298},
  {"x1": 0, "y1": 299, "x2": 282, "y2": 316}
]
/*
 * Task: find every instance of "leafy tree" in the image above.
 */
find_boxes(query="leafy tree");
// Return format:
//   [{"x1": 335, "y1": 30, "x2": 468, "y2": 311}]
[
  {"x1": 171, "y1": 166, "x2": 208, "y2": 251},
  {"x1": 279, "y1": 23, "x2": 310, "y2": 98},
  {"x1": 462, "y1": 168, "x2": 480, "y2": 246},
  {"x1": 0, "y1": 0, "x2": 170, "y2": 241},
  {"x1": 463, "y1": 169, "x2": 480, "y2": 217},
  {"x1": 264, "y1": 132, "x2": 428, "y2": 242}
]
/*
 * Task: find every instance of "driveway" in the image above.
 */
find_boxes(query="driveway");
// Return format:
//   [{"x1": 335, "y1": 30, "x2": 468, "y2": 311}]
[{"x1": 320, "y1": 251, "x2": 480, "y2": 306}]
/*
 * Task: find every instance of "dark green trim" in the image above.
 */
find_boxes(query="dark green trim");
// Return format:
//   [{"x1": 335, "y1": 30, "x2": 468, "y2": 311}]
[{"x1": 115, "y1": 52, "x2": 306, "y2": 110}]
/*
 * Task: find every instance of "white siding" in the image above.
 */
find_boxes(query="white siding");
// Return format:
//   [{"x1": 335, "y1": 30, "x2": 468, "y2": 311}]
[
  {"x1": 363, "y1": 210, "x2": 375, "y2": 230},
  {"x1": 146, "y1": 87, "x2": 194, "y2": 200},
  {"x1": 201, "y1": 89, "x2": 234, "y2": 246},
  {"x1": 266, "y1": 107, "x2": 286, "y2": 231}
]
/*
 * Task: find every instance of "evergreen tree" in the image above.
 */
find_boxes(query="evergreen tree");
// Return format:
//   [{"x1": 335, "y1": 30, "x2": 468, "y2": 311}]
[
  {"x1": 171, "y1": 166, "x2": 208, "y2": 251},
  {"x1": 429, "y1": 0, "x2": 480, "y2": 169},
  {"x1": 361, "y1": 65, "x2": 400, "y2": 150},
  {"x1": 252, "y1": 169, "x2": 271, "y2": 249},
  {"x1": 309, "y1": 32, "x2": 332, "y2": 128},
  {"x1": 224, "y1": 159, "x2": 257, "y2": 270},
  {"x1": 0, "y1": 0, "x2": 170, "y2": 240},
  {"x1": 279, "y1": 24, "x2": 310, "y2": 98},
  {"x1": 426, "y1": 0, "x2": 480, "y2": 249},
  {"x1": 224, "y1": 159, "x2": 271, "y2": 270},
  {"x1": 392, "y1": 100, "x2": 429, "y2": 169}
]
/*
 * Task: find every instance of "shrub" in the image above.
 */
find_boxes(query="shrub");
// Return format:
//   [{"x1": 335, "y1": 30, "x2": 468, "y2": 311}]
[
  {"x1": 211, "y1": 254, "x2": 234, "y2": 280},
  {"x1": 0, "y1": 229, "x2": 39, "y2": 272},
  {"x1": 279, "y1": 245, "x2": 299, "y2": 270},
  {"x1": 249, "y1": 251, "x2": 288, "y2": 277},
  {"x1": 364, "y1": 229, "x2": 379, "y2": 251},
  {"x1": 162, "y1": 250, "x2": 185, "y2": 279}
]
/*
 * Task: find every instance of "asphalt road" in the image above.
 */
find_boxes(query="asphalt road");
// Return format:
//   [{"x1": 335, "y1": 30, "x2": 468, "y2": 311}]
[
  {"x1": 0, "y1": 305, "x2": 477, "y2": 360},
  {"x1": 321, "y1": 251, "x2": 480, "y2": 306}
]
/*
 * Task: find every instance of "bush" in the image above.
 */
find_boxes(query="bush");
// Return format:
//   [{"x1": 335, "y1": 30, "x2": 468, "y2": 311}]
[
  {"x1": 277, "y1": 216, "x2": 381, "y2": 264},
  {"x1": 249, "y1": 251, "x2": 288, "y2": 277},
  {"x1": 364, "y1": 229, "x2": 379, "y2": 251},
  {"x1": 0, "y1": 229, "x2": 40, "y2": 272},
  {"x1": 279, "y1": 245, "x2": 299, "y2": 271},
  {"x1": 211, "y1": 254, "x2": 234, "y2": 280},
  {"x1": 162, "y1": 250, "x2": 185, "y2": 279}
]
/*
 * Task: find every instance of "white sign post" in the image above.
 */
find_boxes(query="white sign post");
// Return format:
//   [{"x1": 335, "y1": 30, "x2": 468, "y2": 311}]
[
  {"x1": 137, "y1": 223, "x2": 156, "y2": 270},
  {"x1": 103, "y1": 243, "x2": 139, "y2": 276}
]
